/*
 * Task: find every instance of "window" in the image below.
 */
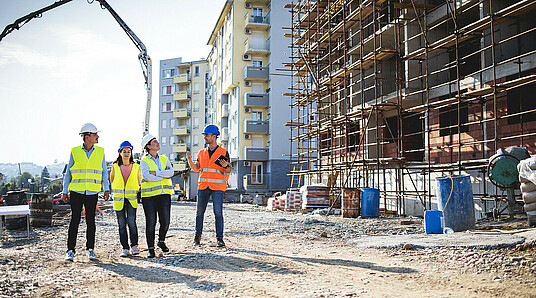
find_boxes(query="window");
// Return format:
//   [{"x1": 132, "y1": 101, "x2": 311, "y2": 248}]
[
  {"x1": 439, "y1": 103, "x2": 469, "y2": 136},
  {"x1": 161, "y1": 136, "x2": 167, "y2": 145},
  {"x1": 162, "y1": 85, "x2": 173, "y2": 95},
  {"x1": 170, "y1": 136, "x2": 176, "y2": 145},
  {"x1": 194, "y1": 83, "x2": 199, "y2": 94},
  {"x1": 163, "y1": 69, "x2": 175, "y2": 79},
  {"x1": 170, "y1": 153, "x2": 176, "y2": 161},
  {"x1": 194, "y1": 135, "x2": 199, "y2": 146},
  {"x1": 252, "y1": 111, "x2": 262, "y2": 121},
  {"x1": 507, "y1": 83, "x2": 536, "y2": 124},
  {"x1": 194, "y1": 100, "x2": 199, "y2": 112},
  {"x1": 194, "y1": 117, "x2": 199, "y2": 129},
  {"x1": 170, "y1": 119, "x2": 177, "y2": 128},
  {"x1": 253, "y1": 59, "x2": 263, "y2": 67},
  {"x1": 194, "y1": 66, "x2": 200, "y2": 77},
  {"x1": 162, "y1": 102, "x2": 172, "y2": 112},
  {"x1": 161, "y1": 119, "x2": 167, "y2": 129},
  {"x1": 251, "y1": 162, "x2": 263, "y2": 184}
]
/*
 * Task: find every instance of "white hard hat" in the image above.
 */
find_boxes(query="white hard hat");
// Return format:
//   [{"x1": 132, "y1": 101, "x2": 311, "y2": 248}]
[
  {"x1": 141, "y1": 134, "x2": 157, "y2": 149},
  {"x1": 79, "y1": 123, "x2": 99, "y2": 134}
]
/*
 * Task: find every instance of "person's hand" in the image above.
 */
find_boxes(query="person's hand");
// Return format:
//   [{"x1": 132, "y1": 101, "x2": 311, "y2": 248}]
[
  {"x1": 104, "y1": 191, "x2": 110, "y2": 201},
  {"x1": 186, "y1": 151, "x2": 191, "y2": 160},
  {"x1": 62, "y1": 193, "x2": 69, "y2": 203},
  {"x1": 150, "y1": 171, "x2": 156, "y2": 175},
  {"x1": 220, "y1": 159, "x2": 230, "y2": 168}
]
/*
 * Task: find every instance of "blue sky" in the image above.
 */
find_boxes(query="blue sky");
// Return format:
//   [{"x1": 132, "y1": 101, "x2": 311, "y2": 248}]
[{"x1": 0, "y1": 0, "x2": 223, "y2": 166}]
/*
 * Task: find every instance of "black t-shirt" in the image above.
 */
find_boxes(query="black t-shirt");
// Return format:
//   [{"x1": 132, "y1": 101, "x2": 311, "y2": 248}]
[{"x1": 207, "y1": 146, "x2": 230, "y2": 160}]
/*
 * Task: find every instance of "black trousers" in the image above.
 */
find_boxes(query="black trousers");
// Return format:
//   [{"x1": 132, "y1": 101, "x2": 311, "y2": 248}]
[
  {"x1": 67, "y1": 191, "x2": 98, "y2": 252},
  {"x1": 141, "y1": 194, "x2": 171, "y2": 249}
]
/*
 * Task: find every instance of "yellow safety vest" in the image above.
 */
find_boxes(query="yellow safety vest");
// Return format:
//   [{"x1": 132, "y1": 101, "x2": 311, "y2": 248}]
[
  {"x1": 69, "y1": 146, "x2": 104, "y2": 193},
  {"x1": 141, "y1": 155, "x2": 174, "y2": 197},
  {"x1": 112, "y1": 163, "x2": 140, "y2": 210}
]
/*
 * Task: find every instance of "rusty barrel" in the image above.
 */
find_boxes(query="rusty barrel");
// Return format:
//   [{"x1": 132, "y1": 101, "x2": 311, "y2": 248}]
[
  {"x1": 3, "y1": 190, "x2": 28, "y2": 230},
  {"x1": 341, "y1": 188, "x2": 360, "y2": 218},
  {"x1": 30, "y1": 193, "x2": 53, "y2": 227}
]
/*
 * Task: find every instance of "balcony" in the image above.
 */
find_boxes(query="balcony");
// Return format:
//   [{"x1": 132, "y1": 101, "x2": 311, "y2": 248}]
[
  {"x1": 173, "y1": 91, "x2": 190, "y2": 101},
  {"x1": 173, "y1": 144, "x2": 188, "y2": 153},
  {"x1": 173, "y1": 108, "x2": 190, "y2": 119},
  {"x1": 244, "y1": 93, "x2": 268, "y2": 107},
  {"x1": 173, "y1": 126, "x2": 189, "y2": 136},
  {"x1": 243, "y1": 120, "x2": 268, "y2": 134},
  {"x1": 244, "y1": 12, "x2": 269, "y2": 30},
  {"x1": 244, "y1": 38, "x2": 269, "y2": 56},
  {"x1": 173, "y1": 74, "x2": 190, "y2": 84},
  {"x1": 244, "y1": 147, "x2": 268, "y2": 161},
  {"x1": 243, "y1": 173, "x2": 269, "y2": 190},
  {"x1": 172, "y1": 162, "x2": 188, "y2": 171},
  {"x1": 222, "y1": 103, "x2": 229, "y2": 117},
  {"x1": 221, "y1": 127, "x2": 229, "y2": 141},
  {"x1": 243, "y1": 66, "x2": 269, "y2": 81}
]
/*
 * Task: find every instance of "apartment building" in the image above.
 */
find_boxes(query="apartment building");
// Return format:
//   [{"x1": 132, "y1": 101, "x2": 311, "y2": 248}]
[
  {"x1": 159, "y1": 57, "x2": 209, "y2": 199},
  {"x1": 287, "y1": 0, "x2": 536, "y2": 217},
  {"x1": 206, "y1": 0, "x2": 293, "y2": 195}
]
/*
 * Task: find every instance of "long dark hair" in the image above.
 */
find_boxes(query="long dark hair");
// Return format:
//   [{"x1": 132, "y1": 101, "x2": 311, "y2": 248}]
[{"x1": 114, "y1": 148, "x2": 134, "y2": 166}]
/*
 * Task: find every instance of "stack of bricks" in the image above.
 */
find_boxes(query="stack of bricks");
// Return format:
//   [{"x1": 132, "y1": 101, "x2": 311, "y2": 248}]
[
  {"x1": 300, "y1": 185, "x2": 330, "y2": 208},
  {"x1": 285, "y1": 191, "x2": 302, "y2": 211}
]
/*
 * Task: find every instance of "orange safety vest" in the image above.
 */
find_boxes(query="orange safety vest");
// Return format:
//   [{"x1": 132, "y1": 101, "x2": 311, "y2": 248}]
[{"x1": 197, "y1": 146, "x2": 230, "y2": 191}]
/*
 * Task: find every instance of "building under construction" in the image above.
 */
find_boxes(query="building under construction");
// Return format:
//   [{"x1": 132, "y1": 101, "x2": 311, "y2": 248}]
[{"x1": 285, "y1": 0, "x2": 536, "y2": 217}]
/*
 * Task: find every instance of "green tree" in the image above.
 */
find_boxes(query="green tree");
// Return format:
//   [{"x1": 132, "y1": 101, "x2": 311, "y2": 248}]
[
  {"x1": 41, "y1": 167, "x2": 50, "y2": 186},
  {"x1": 16, "y1": 172, "x2": 34, "y2": 189},
  {"x1": 0, "y1": 182, "x2": 16, "y2": 196},
  {"x1": 45, "y1": 180, "x2": 62, "y2": 195},
  {"x1": 0, "y1": 172, "x2": 4, "y2": 184}
]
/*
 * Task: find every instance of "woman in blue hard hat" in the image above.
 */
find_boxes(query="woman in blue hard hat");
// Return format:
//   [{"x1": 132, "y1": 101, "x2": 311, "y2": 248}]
[
  {"x1": 140, "y1": 134, "x2": 174, "y2": 258},
  {"x1": 110, "y1": 141, "x2": 141, "y2": 257}
]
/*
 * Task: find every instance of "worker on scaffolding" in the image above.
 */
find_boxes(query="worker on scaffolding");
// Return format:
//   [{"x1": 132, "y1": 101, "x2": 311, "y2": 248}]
[{"x1": 187, "y1": 125, "x2": 231, "y2": 247}]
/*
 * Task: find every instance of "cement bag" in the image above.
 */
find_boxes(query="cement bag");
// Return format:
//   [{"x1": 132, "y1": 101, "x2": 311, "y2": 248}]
[
  {"x1": 520, "y1": 182, "x2": 536, "y2": 193},
  {"x1": 518, "y1": 157, "x2": 536, "y2": 185},
  {"x1": 525, "y1": 202, "x2": 536, "y2": 212},
  {"x1": 523, "y1": 191, "x2": 536, "y2": 204}
]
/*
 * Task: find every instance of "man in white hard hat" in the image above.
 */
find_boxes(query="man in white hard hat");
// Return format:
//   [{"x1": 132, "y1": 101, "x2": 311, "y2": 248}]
[{"x1": 62, "y1": 123, "x2": 110, "y2": 261}]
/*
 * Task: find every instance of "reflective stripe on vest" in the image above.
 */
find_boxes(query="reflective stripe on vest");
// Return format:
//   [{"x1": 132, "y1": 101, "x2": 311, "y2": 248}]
[
  {"x1": 140, "y1": 155, "x2": 174, "y2": 197},
  {"x1": 111, "y1": 163, "x2": 140, "y2": 210},
  {"x1": 197, "y1": 146, "x2": 229, "y2": 191},
  {"x1": 68, "y1": 146, "x2": 104, "y2": 193}
]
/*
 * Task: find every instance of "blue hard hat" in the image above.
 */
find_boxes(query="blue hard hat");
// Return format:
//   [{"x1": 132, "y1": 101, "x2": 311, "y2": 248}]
[
  {"x1": 118, "y1": 140, "x2": 133, "y2": 153},
  {"x1": 203, "y1": 125, "x2": 220, "y2": 135}
]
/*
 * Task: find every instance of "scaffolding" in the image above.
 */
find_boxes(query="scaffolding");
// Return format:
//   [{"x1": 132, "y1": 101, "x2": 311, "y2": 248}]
[{"x1": 285, "y1": 0, "x2": 536, "y2": 216}]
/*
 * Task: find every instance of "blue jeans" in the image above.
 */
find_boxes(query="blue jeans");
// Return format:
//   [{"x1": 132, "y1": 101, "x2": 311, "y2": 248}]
[
  {"x1": 142, "y1": 194, "x2": 171, "y2": 249},
  {"x1": 196, "y1": 188, "x2": 224, "y2": 239},
  {"x1": 115, "y1": 199, "x2": 138, "y2": 249}
]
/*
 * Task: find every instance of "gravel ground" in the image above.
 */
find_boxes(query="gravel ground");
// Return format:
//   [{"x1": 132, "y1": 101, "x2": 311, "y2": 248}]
[{"x1": 0, "y1": 201, "x2": 535, "y2": 297}]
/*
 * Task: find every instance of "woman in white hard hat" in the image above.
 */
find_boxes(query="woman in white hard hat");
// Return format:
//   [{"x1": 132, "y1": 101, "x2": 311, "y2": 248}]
[
  {"x1": 139, "y1": 134, "x2": 174, "y2": 258},
  {"x1": 110, "y1": 141, "x2": 141, "y2": 257}
]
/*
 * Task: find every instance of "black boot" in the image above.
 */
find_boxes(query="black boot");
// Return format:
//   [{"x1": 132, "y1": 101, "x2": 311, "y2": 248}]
[
  {"x1": 194, "y1": 234, "x2": 201, "y2": 246},
  {"x1": 217, "y1": 238, "x2": 225, "y2": 247},
  {"x1": 157, "y1": 241, "x2": 169, "y2": 252},
  {"x1": 148, "y1": 248, "x2": 155, "y2": 258}
]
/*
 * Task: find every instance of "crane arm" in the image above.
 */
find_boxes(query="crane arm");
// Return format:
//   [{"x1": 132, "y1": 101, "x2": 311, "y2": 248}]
[
  {"x1": 0, "y1": 0, "x2": 74, "y2": 42},
  {"x1": 92, "y1": 0, "x2": 152, "y2": 136}
]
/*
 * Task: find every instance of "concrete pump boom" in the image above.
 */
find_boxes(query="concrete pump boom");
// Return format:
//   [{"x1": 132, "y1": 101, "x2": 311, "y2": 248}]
[{"x1": 0, "y1": 0, "x2": 152, "y2": 137}]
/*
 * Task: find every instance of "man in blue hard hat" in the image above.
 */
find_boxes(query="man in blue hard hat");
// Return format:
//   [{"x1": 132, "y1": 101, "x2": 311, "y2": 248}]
[{"x1": 187, "y1": 124, "x2": 231, "y2": 247}]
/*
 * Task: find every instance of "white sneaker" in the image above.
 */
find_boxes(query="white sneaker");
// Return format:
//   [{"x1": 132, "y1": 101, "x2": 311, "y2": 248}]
[
  {"x1": 120, "y1": 249, "x2": 129, "y2": 257},
  {"x1": 87, "y1": 249, "x2": 96, "y2": 260},
  {"x1": 65, "y1": 250, "x2": 74, "y2": 261},
  {"x1": 131, "y1": 245, "x2": 140, "y2": 255}
]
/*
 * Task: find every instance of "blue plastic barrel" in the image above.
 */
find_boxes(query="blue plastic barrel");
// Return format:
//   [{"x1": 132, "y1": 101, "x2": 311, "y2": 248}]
[
  {"x1": 424, "y1": 210, "x2": 443, "y2": 234},
  {"x1": 436, "y1": 175, "x2": 475, "y2": 232},
  {"x1": 361, "y1": 188, "x2": 380, "y2": 217}
]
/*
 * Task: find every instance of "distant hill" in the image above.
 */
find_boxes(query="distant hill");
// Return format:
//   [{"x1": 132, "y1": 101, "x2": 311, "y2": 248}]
[{"x1": 0, "y1": 162, "x2": 67, "y2": 181}]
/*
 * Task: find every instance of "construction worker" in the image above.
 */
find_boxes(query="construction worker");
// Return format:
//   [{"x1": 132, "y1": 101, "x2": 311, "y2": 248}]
[
  {"x1": 110, "y1": 141, "x2": 141, "y2": 257},
  {"x1": 140, "y1": 134, "x2": 174, "y2": 258},
  {"x1": 62, "y1": 123, "x2": 110, "y2": 261},
  {"x1": 187, "y1": 124, "x2": 231, "y2": 247}
]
